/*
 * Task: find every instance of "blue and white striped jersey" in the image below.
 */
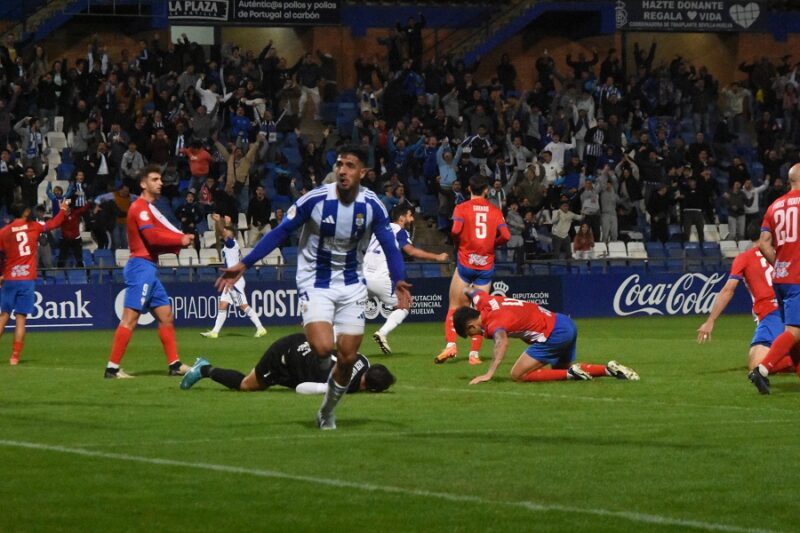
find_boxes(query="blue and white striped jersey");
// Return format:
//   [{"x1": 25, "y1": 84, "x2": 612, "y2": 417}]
[
  {"x1": 364, "y1": 222, "x2": 410, "y2": 277},
  {"x1": 243, "y1": 183, "x2": 406, "y2": 291}
]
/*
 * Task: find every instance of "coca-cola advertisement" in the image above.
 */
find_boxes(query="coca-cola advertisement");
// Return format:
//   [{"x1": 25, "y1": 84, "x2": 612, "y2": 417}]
[{"x1": 562, "y1": 271, "x2": 752, "y2": 318}]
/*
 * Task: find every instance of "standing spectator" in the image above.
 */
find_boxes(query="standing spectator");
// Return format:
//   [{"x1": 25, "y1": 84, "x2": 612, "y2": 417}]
[
  {"x1": 599, "y1": 179, "x2": 620, "y2": 242},
  {"x1": 543, "y1": 132, "x2": 576, "y2": 171},
  {"x1": 295, "y1": 53, "x2": 322, "y2": 120},
  {"x1": 724, "y1": 181, "x2": 749, "y2": 241},
  {"x1": 496, "y1": 54, "x2": 517, "y2": 92},
  {"x1": 96, "y1": 184, "x2": 134, "y2": 249},
  {"x1": 678, "y1": 177, "x2": 706, "y2": 244},
  {"x1": 215, "y1": 133, "x2": 264, "y2": 211},
  {"x1": 743, "y1": 177, "x2": 769, "y2": 228},
  {"x1": 19, "y1": 165, "x2": 48, "y2": 209},
  {"x1": 57, "y1": 204, "x2": 91, "y2": 267},
  {"x1": 648, "y1": 184, "x2": 672, "y2": 243},
  {"x1": 580, "y1": 180, "x2": 601, "y2": 240},
  {"x1": 182, "y1": 140, "x2": 214, "y2": 191},
  {"x1": 246, "y1": 185, "x2": 272, "y2": 246},
  {"x1": 551, "y1": 200, "x2": 583, "y2": 259},
  {"x1": 14, "y1": 117, "x2": 47, "y2": 174},
  {"x1": 120, "y1": 142, "x2": 147, "y2": 190},
  {"x1": 572, "y1": 223, "x2": 595, "y2": 259},
  {"x1": 175, "y1": 190, "x2": 203, "y2": 250},
  {"x1": 400, "y1": 14, "x2": 425, "y2": 68}
]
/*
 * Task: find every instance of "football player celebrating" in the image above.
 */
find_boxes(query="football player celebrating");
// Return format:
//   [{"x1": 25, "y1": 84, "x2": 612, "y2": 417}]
[
  {"x1": 453, "y1": 289, "x2": 639, "y2": 384},
  {"x1": 697, "y1": 224, "x2": 794, "y2": 373},
  {"x1": 435, "y1": 175, "x2": 510, "y2": 365},
  {"x1": 200, "y1": 214, "x2": 267, "y2": 339},
  {"x1": 180, "y1": 332, "x2": 395, "y2": 394},
  {"x1": 104, "y1": 165, "x2": 196, "y2": 379},
  {"x1": 0, "y1": 201, "x2": 69, "y2": 365},
  {"x1": 365, "y1": 205, "x2": 448, "y2": 354}
]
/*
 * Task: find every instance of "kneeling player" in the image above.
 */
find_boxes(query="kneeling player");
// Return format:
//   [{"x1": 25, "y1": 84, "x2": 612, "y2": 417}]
[
  {"x1": 180, "y1": 332, "x2": 396, "y2": 394},
  {"x1": 453, "y1": 289, "x2": 639, "y2": 384}
]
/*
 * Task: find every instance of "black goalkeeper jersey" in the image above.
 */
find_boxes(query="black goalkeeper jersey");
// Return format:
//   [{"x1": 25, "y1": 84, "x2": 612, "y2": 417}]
[{"x1": 257, "y1": 333, "x2": 369, "y2": 392}]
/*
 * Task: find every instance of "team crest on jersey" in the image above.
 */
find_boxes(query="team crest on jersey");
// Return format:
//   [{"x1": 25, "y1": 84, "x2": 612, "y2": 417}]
[
  {"x1": 355, "y1": 213, "x2": 365, "y2": 227},
  {"x1": 139, "y1": 211, "x2": 150, "y2": 222},
  {"x1": 775, "y1": 261, "x2": 790, "y2": 279},
  {"x1": 287, "y1": 205, "x2": 297, "y2": 220}
]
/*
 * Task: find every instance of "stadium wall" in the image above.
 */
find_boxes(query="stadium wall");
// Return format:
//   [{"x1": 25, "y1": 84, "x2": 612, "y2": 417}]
[{"x1": 18, "y1": 271, "x2": 752, "y2": 331}]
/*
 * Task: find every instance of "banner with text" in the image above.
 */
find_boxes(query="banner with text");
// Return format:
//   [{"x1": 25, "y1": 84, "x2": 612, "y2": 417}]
[
  {"x1": 8, "y1": 272, "x2": 753, "y2": 332},
  {"x1": 168, "y1": 0, "x2": 341, "y2": 26},
  {"x1": 615, "y1": 1, "x2": 767, "y2": 32}
]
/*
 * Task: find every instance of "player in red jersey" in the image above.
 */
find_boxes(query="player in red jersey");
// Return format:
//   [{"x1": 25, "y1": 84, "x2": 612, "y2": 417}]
[
  {"x1": 435, "y1": 175, "x2": 510, "y2": 365},
  {"x1": 751, "y1": 163, "x2": 800, "y2": 393},
  {"x1": 697, "y1": 224, "x2": 794, "y2": 373},
  {"x1": 452, "y1": 289, "x2": 639, "y2": 384},
  {"x1": 0, "y1": 201, "x2": 68, "y2": 365},
  {"x1": 104, "y1": 165, "x2": 196, "y2": 379}
]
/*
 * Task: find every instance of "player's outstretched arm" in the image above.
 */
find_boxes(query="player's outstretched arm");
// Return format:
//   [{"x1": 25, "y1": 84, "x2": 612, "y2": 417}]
[
  {"x1": 697, "y1": 278, "x2": 739, "y2": 343},
  {"x1": 402, "y1": 243, "x2": 448, "y2": 263},
  {"x1": 470, "y1": 330, "x2": 507, "y2": 385}
]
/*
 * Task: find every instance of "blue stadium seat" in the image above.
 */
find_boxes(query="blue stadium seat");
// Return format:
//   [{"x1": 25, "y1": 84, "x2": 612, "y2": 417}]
[
  {"x1": 281, "y1": 247, "x2": 298, "y2": 264},
  {"x1": 66, "y1": 269, "x2": 88, "y2": 284},
  {"x1": 93, "y1": 249, "x2": 114, "y2": 268},
  {"x1": 645, "y1": 242, "x2": 666, "y2": 258},
  {"x1": 46, "y1": 271, "x2": 67, "y2": 284},
  {"x1": 197, "y1": 267, "x2": 218, "y2": 282},
  {"x1": 258, "y1": 267, "x2": 278, "y2": 281},
  {"x1": 158, "y1": 268, "x2": 177, "y2": 283},
  {"x1": 422, "y1": 264, "x2": 442, "y2": 277},
  {"x1": 281, "y1": 267, "x2": 296, "y2": 281},
  {"x1": 667, "y1": 259, "x2": 684, "y2": 273},
  {"x1": 244, "y1": 269, "x2": 260, "y2": 283},
  {"x1": 702, "y1": 242, "x2": 721, "y2": 259},
  {"x1": 90, "y1": 269, "x2": 113, "y2": 284},
  {"x1": 665, "y1": 242, "x2": 684, "y2": 258},
  {"x1": 82, "y1": 250, "x2": 94, "y2": 267},
  {"x1": 684, "y1": 242, "x2": 702, "y2": 258},
  {"x1": 494, "y1": 263, "x2": 516, "y2": 276},
  {"x1": 609, "y1": 265, "x2": 634, "y2": 275},
  {"x1": 405, "y1": 264, "x2": 423, "y2": 278}
]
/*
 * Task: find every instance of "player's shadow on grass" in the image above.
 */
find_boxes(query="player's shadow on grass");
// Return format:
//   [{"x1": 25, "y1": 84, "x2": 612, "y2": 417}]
[
  {"x1": 291, "y1": 418, "x2": 407, "y2": 430},
  {"x1": 697, "y1": 366, "x2": 748, "y2": 375}
]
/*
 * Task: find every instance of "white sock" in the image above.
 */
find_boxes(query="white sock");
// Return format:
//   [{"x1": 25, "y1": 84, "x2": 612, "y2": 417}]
[
  {"x1": 758, "y1": 364, "x2": 769, "y2": 377},
  {"x1": 212, "y1": 309, "x2": 227, "y2": 333},
  {"x1": 245, "y1": 307, "x2": 263, "y2": 329},
  {"x1": 320, "y1": 372, "x2": 348, "y2": 416},
  {"x1": 379, "y1": 309, "x2": 409, "y2": 336}
]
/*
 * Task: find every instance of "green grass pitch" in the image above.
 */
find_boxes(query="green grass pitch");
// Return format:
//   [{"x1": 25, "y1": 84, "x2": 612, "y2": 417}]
[{"x1": 1, "y1": 316, "x2": 799, "y2": 532}]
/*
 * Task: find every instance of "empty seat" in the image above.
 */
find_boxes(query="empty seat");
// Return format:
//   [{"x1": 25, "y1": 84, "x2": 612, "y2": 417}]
[
  {"x1": 203, "y1": 230, "x2": 217, "y2": 248},
  {"x1": 237, "y1": 212, "x2": 248, "y2": 231},
  {"x1": 65, "y1": 269, "x2": 87, "y2": 284},
  {"x1": 46, "y1": 131, "x2": 68, "y2": 151},
  {"x1": 178, "y1": 249, "x2": 199, "y2": 266},
  {"x1": 627, "y1": 242, "x2": 648, "y2": 259},
  {"x1": 115, "y1": 248, "x2": 130, "y2": 267},
  {"x1": 718, "y1": 223, "x2": 729, "y2": 240},
  {"x1": 593, "y1": 242, "x2": 608, "y2": 257},
  {"x1": 684, "y1": 242, "x2": 703, "y2": 258},
  {"x1": 703, "y1": 224, "x2": 720, "y2": 242},
  {"x1": 158, "y1": 253, "x2": 179, "y2": 267},
  {"x1": 199, "y1": 249, "x2": 220, "y2": 265},
  {"x1": 261, "y1": 249, "x2": 282, "y2": 266},
  {"x1": 645, "y1": 242, "x2": 666, "y2": 258},
  {"x1": 737, "y1": 240, "x2": 751, "y2": 252},
  {"x1": 720, "y1": 240, "x2": 739, "y2": 259},
  {"x1": 607, "y1": 241, "x2": 627, "y2": 258}
]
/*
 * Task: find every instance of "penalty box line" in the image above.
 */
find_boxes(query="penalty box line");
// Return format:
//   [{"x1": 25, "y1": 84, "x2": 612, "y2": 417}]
[{"x1": 0, "y1": 439, "x2": 781, "y2": 533}]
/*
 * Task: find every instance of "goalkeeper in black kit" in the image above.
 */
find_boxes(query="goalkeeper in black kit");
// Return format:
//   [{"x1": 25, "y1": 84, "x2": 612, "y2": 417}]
[{"x1": 180, "y1": 333, "x2": 396, "y2": 394}]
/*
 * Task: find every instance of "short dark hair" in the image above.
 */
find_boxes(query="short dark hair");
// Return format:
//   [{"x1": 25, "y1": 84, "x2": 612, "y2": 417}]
[
  {"x1": 139, "y1": 164, "x2": 162, "y2": 182},
  {"x1": 453, "y1": 307, "x2": 481, "y2": 338},
  {"x1": 336, "y1": 143, "x2": 368, "y2": 166},
  {"x1": 391, "y1": 205, "x2": 412, "y2": 222},
  {"x1": 468, "y1": 175, "x2": 489, "y2": 196},
  {"x1": 9, "y1": 202, "x2": 28, "y2": 218},
  {"x1": 364, "y1": 364, "x2": 396, "y2": 392}
]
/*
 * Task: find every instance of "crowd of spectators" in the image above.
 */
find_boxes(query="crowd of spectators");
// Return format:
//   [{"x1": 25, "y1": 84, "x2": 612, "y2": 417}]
[{"x1": 0, "y1": 24, "x2": 799, "y2": 267}]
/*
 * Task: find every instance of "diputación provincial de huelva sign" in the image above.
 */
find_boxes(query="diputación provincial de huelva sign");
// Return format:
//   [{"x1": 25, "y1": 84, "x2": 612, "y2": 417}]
[{"x1": 615, "y1": 0, "x2": 767, "y2": 32}]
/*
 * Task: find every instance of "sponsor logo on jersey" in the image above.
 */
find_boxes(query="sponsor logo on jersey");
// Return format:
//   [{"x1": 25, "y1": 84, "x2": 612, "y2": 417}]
[
  {"x1": 140, "y1": 210, "x2": 150, "y2": 221},
  {"x1": 10, "y1": 265, "x2": 30, "y2": 278},
  {"x1": 468, "y1": 253, "x2": 489, "y2": 266},
  {"x1": 287, "y1": 205, "x2": 297, "y2": 220}
]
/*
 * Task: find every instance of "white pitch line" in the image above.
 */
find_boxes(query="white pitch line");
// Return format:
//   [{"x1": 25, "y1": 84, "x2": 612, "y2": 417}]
[
  {"x1": 70, "y1": 418, "x2": 797, "y2": 449},
  {"x1": 0, "y1": 439, "x2": 781, "y2": 533},
  {"x1": 398, "y1": 385, "x2": 800, "y2": 415}
]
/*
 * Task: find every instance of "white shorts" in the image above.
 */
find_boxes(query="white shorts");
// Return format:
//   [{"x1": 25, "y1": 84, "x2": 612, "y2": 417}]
[
  {"x1": 221, "y1": 286, "x2": 247, "y2": 307},
  {"x1": 299, "y1": 284, "x2": 367, "y2": 335},
  {"x1": 366, "y1": 273, "x2": 397, "y2": 308}
]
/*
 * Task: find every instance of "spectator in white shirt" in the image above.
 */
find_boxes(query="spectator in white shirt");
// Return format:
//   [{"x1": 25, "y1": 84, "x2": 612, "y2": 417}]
[{"x1": 543, "y1": 131, "x2": 576, "y2": 170}]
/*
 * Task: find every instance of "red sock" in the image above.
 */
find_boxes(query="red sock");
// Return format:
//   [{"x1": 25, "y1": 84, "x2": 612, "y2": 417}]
[
  {"x1": 470, "y1": 335, "x2": 483, "y2": 353},
  {"x1": 761, "y1": 331, "x2": 797, "y2": 374},
  {"x1": 445, "y1": 308, "x2": 457, "y2": 343},
  {"x1": 109, "y1": 326, "x2": 133, "y2": 365},
  {"x1": 522, "y1": 369, "x2": 569, "y2": 382},
  {"x1": 11, "y1": 341, "x2": 23, "y2": 359},
  {"x1": 158, "y1": 324, "x2": 180, "y2": 365},
  {"x1": 582, "y1": 364, "x2": 609, "y2": 377},
  {"x1": 772, "y1": 356, "x2": 795, "y2": 374}
]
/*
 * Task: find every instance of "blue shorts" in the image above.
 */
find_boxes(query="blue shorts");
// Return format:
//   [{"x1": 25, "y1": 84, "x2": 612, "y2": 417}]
[
  {"x1": 774, "y1": 284, "x2": 800, "y2": 327},
  {"x1": 456, "y1": 262, "x2": 494, "y2": 287},
  {"x1": 524, "y1": 313, "x2": 577, "y2": 368},
  {"x1": 123, "y1": 257, "x2": 170, "y2": 312},
  {"x1": 1, "y1": 280, "x2": 36, "y2": 315},
  {"x1": 751, "y1": 310, "x2": 784, "y2": 347}
]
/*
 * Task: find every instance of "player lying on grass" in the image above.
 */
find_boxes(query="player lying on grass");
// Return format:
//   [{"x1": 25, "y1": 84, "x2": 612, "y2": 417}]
[
  {"x1": 453, "y1": 289, "x2": 639, "y2": 384},
  {"x1": 697, "y1": 223, "x2": 795, "y2": 373},
  {"x1": 180, "y1": 332, "x2": 395, "y2": 394}
]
